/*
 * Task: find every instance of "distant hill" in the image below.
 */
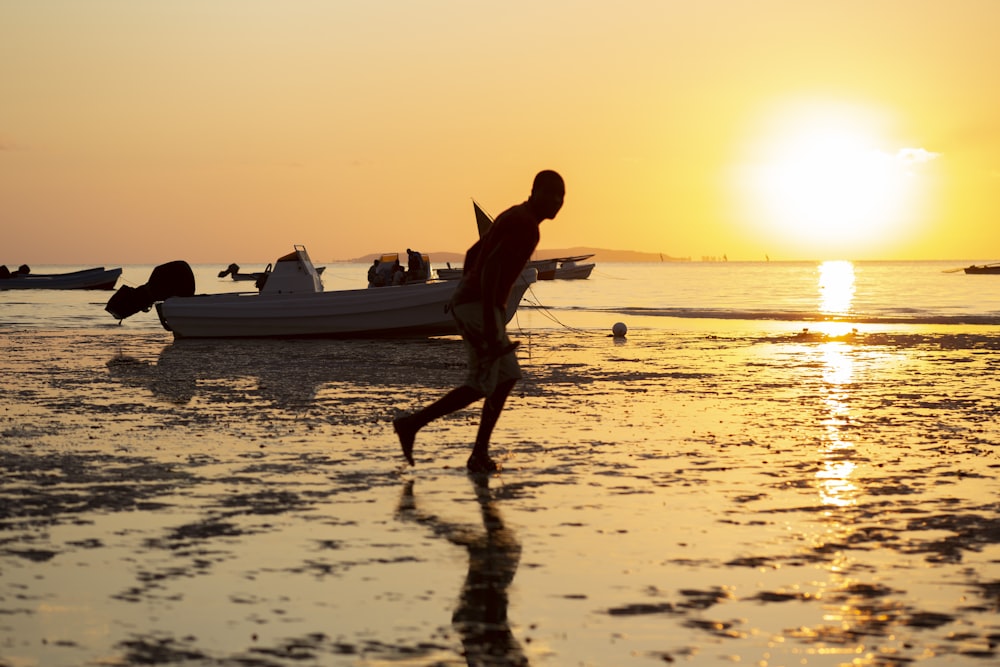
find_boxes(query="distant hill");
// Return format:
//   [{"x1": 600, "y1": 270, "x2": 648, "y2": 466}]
[{"x1": 340, "y1": 247, "x2": 689, "y2": 264}]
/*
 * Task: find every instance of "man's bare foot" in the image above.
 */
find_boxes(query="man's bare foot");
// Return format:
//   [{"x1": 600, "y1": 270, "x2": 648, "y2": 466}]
[
  {"x1": 393, "y1": 416, "x2": 416, "y2": 466},
  {"x1": 466, "y1": 452, "x2": 500, "y2": 474}
]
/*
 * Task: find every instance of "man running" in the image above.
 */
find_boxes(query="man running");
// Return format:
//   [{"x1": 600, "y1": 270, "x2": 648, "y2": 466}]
[{"x1": 393, "y1": 170, "x2": 565, "y2": 473}]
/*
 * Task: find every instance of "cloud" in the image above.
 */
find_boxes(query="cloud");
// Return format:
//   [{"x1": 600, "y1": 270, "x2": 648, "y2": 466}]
[{"x1": 896, "y1": 147, "x2": 939, "y2": 164}]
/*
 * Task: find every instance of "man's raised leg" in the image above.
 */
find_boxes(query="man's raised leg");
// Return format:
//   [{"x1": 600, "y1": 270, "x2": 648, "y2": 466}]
[{"x1": 394, "y1": 385, "x2": 482, "y2": 466}]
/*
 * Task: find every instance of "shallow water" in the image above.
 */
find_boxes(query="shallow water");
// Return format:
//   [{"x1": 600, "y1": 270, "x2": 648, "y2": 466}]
[
  {"x1": 1, "y1": 322, "x2": 998, "y2": 666},
  {"x1": 3, "y1": 259, "x2": 1000, "y2": 334}
]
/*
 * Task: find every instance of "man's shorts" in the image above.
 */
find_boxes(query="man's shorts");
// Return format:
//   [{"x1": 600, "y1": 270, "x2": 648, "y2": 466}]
[{"x1": 451, "y1": 301, "x2": 522, "y2": 395}]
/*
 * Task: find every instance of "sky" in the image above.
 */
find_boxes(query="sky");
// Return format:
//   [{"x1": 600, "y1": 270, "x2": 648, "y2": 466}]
[{"x1": 3, "y1": 1, "x2": 1000, "y2": 264}]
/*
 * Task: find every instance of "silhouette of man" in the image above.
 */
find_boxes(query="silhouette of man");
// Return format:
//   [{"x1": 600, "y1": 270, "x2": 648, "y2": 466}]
[
  {"x1": 406, "y1": 248, "x2": 425, "y2": 281},
  {"x1": 393, "y1": 170, "x2": 565, "y2": 472},
  {"x1": 396, "y1": 477, "x2": 526, "y2": 665},
  {"x1": 367, "y1": 259, "x2": 381, "y2": 287}
]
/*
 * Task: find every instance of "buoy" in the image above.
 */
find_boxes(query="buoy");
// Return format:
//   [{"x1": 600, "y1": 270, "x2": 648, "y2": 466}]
[{"x1": 612, "y1": 322, "x2": 627, "y2": 338}]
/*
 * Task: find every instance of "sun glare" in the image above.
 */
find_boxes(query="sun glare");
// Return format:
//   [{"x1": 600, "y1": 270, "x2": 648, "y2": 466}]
[
  {"x1": 734, "y1": 101, "x2": 936, "y2": 258},
  {"x1": 814, "y1": 259, "x2": 858, "y2": 337},
  {"x1": 817, "y1": 260, "x2": 855, "y2": 315}
]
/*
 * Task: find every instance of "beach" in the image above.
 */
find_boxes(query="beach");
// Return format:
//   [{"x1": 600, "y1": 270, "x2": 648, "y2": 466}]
[{"x1": 1, "y1": 317, "x2": 998, "y2": 666}]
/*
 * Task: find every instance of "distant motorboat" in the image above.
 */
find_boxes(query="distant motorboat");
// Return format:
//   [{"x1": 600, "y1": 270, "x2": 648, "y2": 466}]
[
  {"x1": 963, "y1": 263, "x2": 1000, "y2": 275},
  {"x1": 529, "y1": 255, "x2": 595, "y2": 280},
  {"x1": 436, "y1": 263, "x2": 464, "y2": 280},
  {"x1": 107, "y1": 245, "x2": 536, "y2": 339},
  {"x1": 549, "y1": 259, "x2": 595, "y2": 280},
  {"x1": 0, "y1": 265, "x2": 122, "y2": 290}
]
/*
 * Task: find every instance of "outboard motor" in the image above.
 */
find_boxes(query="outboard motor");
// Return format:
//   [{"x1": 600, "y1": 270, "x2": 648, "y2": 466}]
[
  {"x1": 105, "y1": 260, "x2": 196, "y2": 321},
  {"x1": 218, "y1": 263, "x2": 240, "y2": 278}
]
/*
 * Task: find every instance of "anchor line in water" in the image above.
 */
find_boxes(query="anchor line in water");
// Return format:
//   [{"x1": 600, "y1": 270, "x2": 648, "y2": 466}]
[{"x1": 517, "y1": 284, "x2": 602, "y2": 337}]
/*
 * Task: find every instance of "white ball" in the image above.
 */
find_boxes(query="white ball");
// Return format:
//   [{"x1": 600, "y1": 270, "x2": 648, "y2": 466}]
[{"x1": 612, "y1": 322, "x2": 627, "y2": 337}]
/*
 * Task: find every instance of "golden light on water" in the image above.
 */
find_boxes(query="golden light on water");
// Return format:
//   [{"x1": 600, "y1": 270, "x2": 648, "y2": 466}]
[
  {"x1": 817, "y1": 342, "x2": 860, "y2": 508},
  {"x1": 810, "y1": 260, "x2": 858, "y2": 338},
  {"x1": 818, "y1": 260, "x2": 856, "y2": 316}
]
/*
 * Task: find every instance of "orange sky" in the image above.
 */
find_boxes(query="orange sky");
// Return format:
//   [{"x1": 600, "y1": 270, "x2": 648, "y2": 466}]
[{"x1": 3, "y1": 1, "x2": 999, "y2": 264}]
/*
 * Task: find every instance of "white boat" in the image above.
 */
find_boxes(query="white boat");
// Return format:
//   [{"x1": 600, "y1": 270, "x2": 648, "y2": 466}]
[
  {"x1": 528, "y1": 254, "x2": 594, "y2": 280},
  {"x1": 106, "y1": 246, "x2": 537, "y2": 339},
  {"x1": 0, "y1": 265, "x2": 122, "y2": 290},
  {"x1": 551, "y1": 260, "x2": 595, "y2": 280}
]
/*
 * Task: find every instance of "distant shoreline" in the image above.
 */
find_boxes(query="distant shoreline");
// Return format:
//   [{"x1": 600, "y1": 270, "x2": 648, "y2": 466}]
[{"x1": 340, "y1": 248, "x2": 692, "y2": 264}]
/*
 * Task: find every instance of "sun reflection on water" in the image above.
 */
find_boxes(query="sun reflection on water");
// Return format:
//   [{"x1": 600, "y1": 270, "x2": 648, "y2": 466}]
[
  {"x1": 818, "y1": 260, "x2": 856, "y2": 314},
  {"x1": 812, "y1": 261, "x2": 858, "y2": 514},
  {"x1": 813, "y1": 260, "x2": 858, "y2": 338},
  {"x1": 817, "y1": 342, "x2": 859, "y2": 508}
]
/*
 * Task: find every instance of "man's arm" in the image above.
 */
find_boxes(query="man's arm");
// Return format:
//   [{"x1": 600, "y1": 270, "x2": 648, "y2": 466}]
[{"x1": 478, "y1": 233, "x2": 534, "y2": 343}]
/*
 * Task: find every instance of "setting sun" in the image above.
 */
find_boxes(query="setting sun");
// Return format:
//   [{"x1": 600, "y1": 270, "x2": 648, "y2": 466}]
[{"x1": 732, "y1": 101, "x2": 939, "y2": 259}]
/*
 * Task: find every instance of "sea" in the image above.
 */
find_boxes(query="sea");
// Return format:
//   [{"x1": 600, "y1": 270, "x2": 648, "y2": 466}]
[{"x1": 2, "y1": 259, "x2": 999, "y2": 335}]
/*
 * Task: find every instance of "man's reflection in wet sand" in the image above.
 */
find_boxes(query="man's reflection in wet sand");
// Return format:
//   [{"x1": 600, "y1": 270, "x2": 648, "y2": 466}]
[{"x1": 397, "y1": 476, "x2": 527, "y2": 666}]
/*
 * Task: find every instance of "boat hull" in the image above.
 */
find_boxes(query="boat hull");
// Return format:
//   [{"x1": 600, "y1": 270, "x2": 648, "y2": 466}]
[
  {"x1": 551, "y1": 263, "x2": 595, "y2": 280},
  {"x1": 157, "y1": 269, "x2": 537, "y2": 339},
  {"x1": 964, "y1": 265, "x2": 1000, "y2": 274},
  {"x1": 528, "y1": 255, "x2": 595, "y2": 280},
  {"x1": 0, "y1": 267, "x2": 122, "y2": 290}
]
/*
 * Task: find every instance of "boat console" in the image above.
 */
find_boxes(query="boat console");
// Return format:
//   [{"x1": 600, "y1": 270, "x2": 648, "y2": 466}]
[{"x1": 258, "y1": 245, "x2": 324, "y2": 294}]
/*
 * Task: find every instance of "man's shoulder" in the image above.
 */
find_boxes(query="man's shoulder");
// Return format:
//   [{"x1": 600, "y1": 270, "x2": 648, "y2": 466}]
[
  {"x1": 493, "y1": 201, "x2": 539, "y2": 232},
  {"x1": 495, "y1": 200, "x2": 531, "y2": 220}
]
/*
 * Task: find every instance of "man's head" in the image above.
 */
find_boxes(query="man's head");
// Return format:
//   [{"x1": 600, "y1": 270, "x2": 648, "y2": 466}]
[{"x1": 529, "y1": 170, "x2": 565, "y2": 220}]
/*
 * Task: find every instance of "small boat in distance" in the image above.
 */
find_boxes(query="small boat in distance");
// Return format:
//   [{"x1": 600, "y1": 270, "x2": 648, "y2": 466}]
[
  {"x1": 963, "y1": 263, "x2": 1000, "y2": 275},
  {"x1": 529, "y1": 254, "x2": 595, "y2": 280},
  {"x1": 436, "y1": 264, "x2": 463, "y2": 280},
  {"x1": 550, "y1": 258, "x2": 595, "y2": 280},
  {"x1": 0, "y1": 265, "x2": 122, "y2": 290},
  {"x1": 107, "y1": 245, "x2": 536, "y2": 339}
]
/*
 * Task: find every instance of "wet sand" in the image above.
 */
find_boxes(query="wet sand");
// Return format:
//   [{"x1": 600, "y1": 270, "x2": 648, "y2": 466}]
[{"x1": 1, "y1": 325, "x2": 998, "y2": 666}]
